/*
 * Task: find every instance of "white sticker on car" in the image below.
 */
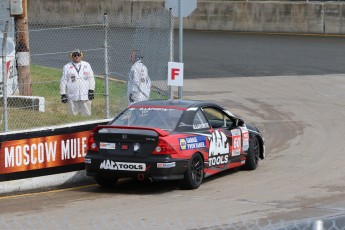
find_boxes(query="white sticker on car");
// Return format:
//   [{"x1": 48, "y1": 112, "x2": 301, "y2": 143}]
[
  {"x1": 157, "y1": 162, "x2": 176, "y2": 168},
  {"x1": 100, "y1": 142, "x2": 116, "y2": 149},
  {"x1": 84, "y1": 158, "x2": 91, "y2": 164},
  {"x1": 240, "y1": 126, "x2": 249, "y2": 151}
]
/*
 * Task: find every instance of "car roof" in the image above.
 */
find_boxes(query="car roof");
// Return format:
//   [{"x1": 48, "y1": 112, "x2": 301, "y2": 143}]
[{"x1": 131, "y1": 99, "x2": 222, "y2": 110}]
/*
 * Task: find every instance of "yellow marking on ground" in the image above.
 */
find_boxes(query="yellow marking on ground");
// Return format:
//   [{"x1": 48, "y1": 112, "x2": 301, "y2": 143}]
[{"x1": 0, "y1": 184, "x2": 97, "y2": 200}]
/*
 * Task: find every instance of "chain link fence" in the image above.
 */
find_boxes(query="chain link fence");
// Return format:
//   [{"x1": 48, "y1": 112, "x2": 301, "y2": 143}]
[
  {"x1": 0, "y1": 9, "x2": 173, "y2": 132},
  {"x1": 0, "y1": 215, "x2": 344, "y2": 229}
]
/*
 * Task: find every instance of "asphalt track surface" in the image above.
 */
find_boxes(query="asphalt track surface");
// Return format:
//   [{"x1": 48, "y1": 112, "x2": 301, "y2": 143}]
[
  {"x1": 180, "y1": 31, "x2": 345, "y2": 78},
  {"x1": 1, "y1": 32, "x2": 345, "y2": 229}
]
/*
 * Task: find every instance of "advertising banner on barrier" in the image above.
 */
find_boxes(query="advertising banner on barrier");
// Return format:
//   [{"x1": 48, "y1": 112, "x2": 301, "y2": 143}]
[
  {"x1": 0, "y1": 131, "x2": 90, "y2": 174},
  {"x1": 0, "y1": 120, "x2": 110, "y2": 181}
]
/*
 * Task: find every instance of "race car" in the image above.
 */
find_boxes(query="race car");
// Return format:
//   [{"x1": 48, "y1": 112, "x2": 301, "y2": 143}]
[{"x1": 85, "y1": 99, "x2": 265, "y2": 189}]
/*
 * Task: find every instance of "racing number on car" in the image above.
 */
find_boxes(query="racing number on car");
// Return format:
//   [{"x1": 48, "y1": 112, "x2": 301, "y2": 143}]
[
  {"x1": 233, "y1": 136, "x2": 241, "y2": 148},
  {"x1": 231, "y1": 129, "x2": 241, "y2": 156}
]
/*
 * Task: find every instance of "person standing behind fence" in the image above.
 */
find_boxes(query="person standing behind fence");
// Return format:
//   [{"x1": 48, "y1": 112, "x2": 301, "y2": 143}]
[
  {"x1": 60, "y1": 49, "x2": 95, "y2": 116},
  {"x1": 127, "y1": 50, "x2": 151, "y2": 106}
]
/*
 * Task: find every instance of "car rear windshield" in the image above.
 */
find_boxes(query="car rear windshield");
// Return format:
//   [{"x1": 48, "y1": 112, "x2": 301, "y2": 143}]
[{"x1": 110, "y1": 107, "x2": 184, "y2": 131}]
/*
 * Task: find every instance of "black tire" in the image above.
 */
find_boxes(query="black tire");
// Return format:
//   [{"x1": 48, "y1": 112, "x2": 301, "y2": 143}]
[
  {"x1": 182, "y1": 153, "x2": 204, "y2": 189},
  {"x1": 95, "y1": 175, "x2": 118, "y2": 188},
  {"x1": 245, "y1": 135, "x2": 260, "y2": 170}
]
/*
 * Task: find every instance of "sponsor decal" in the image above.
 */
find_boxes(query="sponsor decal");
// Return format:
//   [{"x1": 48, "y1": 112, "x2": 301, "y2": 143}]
[
  {"x1": 100, "y1": 160, "x2": 146, "y2": 171},
  {"x1": 193, "y1": 123, "x2": 210, "y2": 129},
  {"x1": 85, "y1": 158, "x2": 91, "y2": 164},
  {"x1": 100, "y1": 142, "x2": 115, "y2": 150},
  {"x1": 179, "y1": 139, "x2": 187, "y2": 150},
  {"x1": 157, "y1": 162, "x2": 176, "y2": 168},
  {"x1": 208, "y1": 130, "x2": 229, "y2": 166},
  {"x1": 231, "y1": 129, "x2": 242, "y2": 156},
  {"x1": 133, "y1": 143, "x2": 140, "y2": 152},
  {"x1": 146, "y1": 137, "x2": 155, "y2": 141},
  {"x1": 240, "y1": 127, "x2": 249, "y2": 151},
  {"x1": 139, "y1": 107, "x2": 168, "y2": 111},
  {"x1": 179, "y1": 136, "x2": 206, "y2": 150},
  {"x1": 0, "y1": 131, "x2": 90, "y2": 174}
]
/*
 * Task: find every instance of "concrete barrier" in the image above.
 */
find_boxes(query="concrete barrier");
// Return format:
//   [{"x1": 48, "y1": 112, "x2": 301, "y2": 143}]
[
  {"x1": 188, "y1": 1, "x2": 325, "y2": 34},
  {"x1": 0, "y1": 95, "x2": 45, "y2": 112},
  {"x1": 0, "y1": 170, "x2": 92, "y2": 195},
  {"x1": 27, "y1": 0, "x2": 345, "y2": 34}
]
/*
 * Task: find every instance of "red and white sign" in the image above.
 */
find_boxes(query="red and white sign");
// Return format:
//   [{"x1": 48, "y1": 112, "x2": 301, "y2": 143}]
[
  {"x1": 231, "y1": 129, "x2": 242, "y2": 157},
  {"x1": 168, "y1": 62, "x2": 184, "y2": 87}
]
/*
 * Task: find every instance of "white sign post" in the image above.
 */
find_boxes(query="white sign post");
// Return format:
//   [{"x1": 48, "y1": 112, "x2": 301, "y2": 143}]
[
  {"x1": 165, "y1": 0, "x2": 197, "y2": 99},
  {"x1": 168, "y1": 62, "x2": 184, "y2": 87},
  {"x1": 165, "y1": 0, "x2": 197, "y2": 17}
]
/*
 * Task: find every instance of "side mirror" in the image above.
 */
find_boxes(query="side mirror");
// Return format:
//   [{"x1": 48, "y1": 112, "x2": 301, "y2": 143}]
[{"x1": 236, "y1": 118, "x2": 244, "y2": 126}]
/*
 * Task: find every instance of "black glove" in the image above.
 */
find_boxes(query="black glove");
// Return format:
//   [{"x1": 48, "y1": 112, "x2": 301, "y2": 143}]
[
  {"x1": 61, "y1": 94, "x2": 68, "y2": 103},
  {"x1": 88, "y1": 90, "x2": 94, "y2": 100},
  {"x1": 129, "y1": 93, "x2": 134, "y2": 102}
]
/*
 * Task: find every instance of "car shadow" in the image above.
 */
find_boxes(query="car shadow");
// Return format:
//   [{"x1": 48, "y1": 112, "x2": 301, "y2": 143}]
[
  {"x1": 88, "y1": 178, "x2": 181, "y2": 195},
  {"x1": 84, "y1": 167, "x2": 242, "y2": 195}
]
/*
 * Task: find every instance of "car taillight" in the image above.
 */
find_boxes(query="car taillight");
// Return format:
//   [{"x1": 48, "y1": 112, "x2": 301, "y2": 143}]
[
  {"x1": 87, "y1": 132, "x2": 98, "y2": 151},
  {"x1": 152, "y1": 138, "x2": 177, "y2": 155}
]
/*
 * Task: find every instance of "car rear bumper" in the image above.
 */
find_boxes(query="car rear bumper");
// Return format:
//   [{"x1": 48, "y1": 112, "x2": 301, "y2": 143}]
[{"x1": 85, "y1": 152, "x2": 189, "y2": 181}]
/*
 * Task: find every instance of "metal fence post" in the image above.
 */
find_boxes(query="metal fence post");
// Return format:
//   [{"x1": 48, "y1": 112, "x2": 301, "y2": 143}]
[
  {"x1": 178, "y1": 0, "x2": 183, "y2": 99},
  {"x1": 169, "y1": 9, "x2": 174, "y2": 99},
  {"x1": 2, "y1": 21, "x2": 9, "y2": 131},
  {"x1": 312, "y1": 220, "x2": 324, "y2": 230},
  {"x1": 104, "y1": 13, "x2": 110, "y2": 118}
]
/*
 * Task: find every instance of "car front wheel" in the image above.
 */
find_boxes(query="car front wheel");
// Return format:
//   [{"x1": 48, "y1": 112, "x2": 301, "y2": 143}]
[
  {"x1": 245, "y1": 135, "x2": 260, "y2": 170},
  {"x1": 182, "y1": 153, "x2": 204, "y2": 189}
]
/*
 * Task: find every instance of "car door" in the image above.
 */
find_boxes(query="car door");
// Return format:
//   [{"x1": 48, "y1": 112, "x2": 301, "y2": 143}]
[{"x1": 201, "y1": 107, "x2": 246, "y2": 167}]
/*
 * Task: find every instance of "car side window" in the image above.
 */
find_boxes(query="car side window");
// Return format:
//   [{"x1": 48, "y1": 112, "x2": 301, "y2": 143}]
[
  {"x1": 202, "y1": 107, "x2": 233, "y2": 128},
  {"x1": 192, "y1": 110, "x2": 210, "y2": 130}
]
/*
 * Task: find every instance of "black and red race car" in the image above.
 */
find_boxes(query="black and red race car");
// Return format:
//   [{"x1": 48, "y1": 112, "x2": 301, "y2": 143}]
[{"x1": 85, "y1": 99, "x2": 265, "y2": 189}]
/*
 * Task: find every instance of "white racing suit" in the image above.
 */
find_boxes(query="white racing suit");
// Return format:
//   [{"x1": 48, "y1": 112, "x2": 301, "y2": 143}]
[
  {"x1": 127, "y1": 60, "x2": 151, "y2": 105},
  {"x1": 60, "y1": 60, "x2": 95, "y2": 116}
]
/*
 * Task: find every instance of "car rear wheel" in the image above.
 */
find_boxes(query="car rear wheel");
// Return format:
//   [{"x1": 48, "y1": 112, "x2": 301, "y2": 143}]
[
  {"x1": 182, "y1": 153, "x2": 204, "y2": 189},
  {"x1": 95, "y1": 175, "x2": 118, "y2": 188},
  {"x1": 245, "y1": 135, "x2": 260, "y2": 170}
]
